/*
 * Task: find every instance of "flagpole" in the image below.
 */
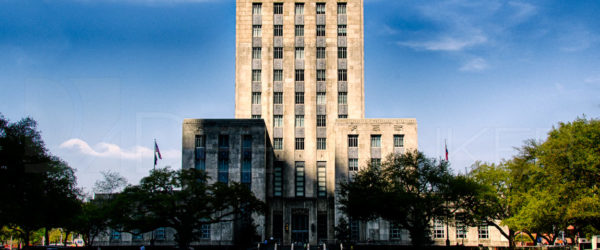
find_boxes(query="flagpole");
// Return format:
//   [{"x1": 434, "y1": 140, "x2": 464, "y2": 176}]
[{"x1": 154, "y1": 138, "x2": 156, "y2": 171}]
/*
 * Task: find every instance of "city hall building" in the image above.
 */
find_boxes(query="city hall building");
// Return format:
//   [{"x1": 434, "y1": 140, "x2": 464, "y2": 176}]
[{"x1": 95, "y1": 0, "x2": 508, "y2": 247}]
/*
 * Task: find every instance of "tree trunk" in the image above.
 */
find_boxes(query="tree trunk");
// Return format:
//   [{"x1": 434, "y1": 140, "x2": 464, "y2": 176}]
[
  {"x1": 23, "y1": 230, "x2": 30, "y2": 249},
  {"x1": 507, "y1": 228, "x2": 515, "y2": 249},
  {"x1": 44, "y1": 227, "x2": 49, "y2": 246},
  {"x1": 63, "y1": 231, "x2": 71, "y2": 246}
]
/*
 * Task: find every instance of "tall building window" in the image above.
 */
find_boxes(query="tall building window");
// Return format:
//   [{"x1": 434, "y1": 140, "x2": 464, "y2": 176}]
[
  {"x1": 478, "y1": 222, "x2": 489, "y2": 239},
  {"x1": 350, "y1": 220, "x2": 359, "y2": 241},
  {"x1": 252, "y1": 47, "x2": 261, "y2": 59},
  {"x1": 218, "y1": 134, "x2": 229, "y2": 148},
  {"x1": 338, "y1": 47, "x2": 347, "y2": 59},
  {"x1": 295, "y1": 161, "x2": 305, "y2": 197},
  {"x1": 295, "y1": 47, "x2": 304, "y2": 59},
  {"x1": 241, "y1": 135, "x2": 252, "y2": 188},
  {"x1": 274, "y1": 47, "x2": 283, "y2": 59},
  {"x1": 348, "y1": 134, "x2": 358, "y2": 147},
  {"x1": 337, "y1": 25, "x2": 347, "y2": 36},
  {"x1": 110, "y1": 230, "x2": 121, "y2": 241},
  {"x1": 273, "y1": 70, "x2": 283, "y2": 81},
  {"x1": 338, "y1": 114, "x2": 348, "y2": 119},
  {"x1": 274, "y1": 25, "x2": 283, "y2": 36},
  {"x1": 338, "y1": 92, "x2": 347, "y2": 104},
  {"x1": 155, "y1": 228, "x2": 166, "y2": 240},
  {"x1": 433, "y1": 219, "x2": 445, "y2": 239},
  {"x1": 195, "y1": 135, "x2": 206, "y2": 171},
  {"x1": 273, "y1": 162, "x2": 283, "y2": 196},
  {"x1": 316, "y1": 70, "x2": 326, "y2": 81},
  {"x1": 338, "y1": 69, "x2": 347, "y2": 81},
  {"x1": 200, "y1": 224, "x2": 210, "y2": 239},
  {"x1": 253, "y1": 25, "x2": 262, "y2": 37},
  {"x1": 295, "y1": 92, "x2": 304, "y2": 104},
  {"x1": 218, "y1": 151, "x2": 229, "y2": 183},
  {"x1": 273, "y1": 3, "x2": 283, "y2": 15},
  {"x1": 371, "y1": 158, "x2": 381, "y2": 168},
  {"x1": 295, "y1": 115, "x2": 304, "y2": 127},
  {"x1": 317, "y1": 47, "x2": 326, "y2": 59},
  {"x1": 371, "y1": 135, "x2": 381, "y2": 148},
  {"x1": 252, "y1": 92, "x2": 261, "y2": 104},
  {"x1": 456, "y1": 213, "x2": 467, "y2": 239},
  {"x1": 295, "y1": 25, "x2": 304, "y2": 36},
  {"x1": 273, "y1": 115, "x2": 283, "y2": 127},
  {"x1": 295, "y1": 3, "x2": 304, "y2": 15},
  {"x1": 394, "y1": 134, "x2": 405, "y2": 148},
  {"x1": 218, "y1": 135, "x2": 229, "y2": 183},
  {"x1": 252, "y1": 3, "x2": 262, "y2": 15},
  {"x1": 295, "y1": 138, "x2": 304, "y2": 150},
  {"x1": 337, "y1": 2, "x2": 346, "y2": 14},
  {"x1": 390, "y1": 223, "x2": 402, "y2": 240},
  {"x1": 273, "y1": 92, "x2": 283, "y2": 104},
  {"x1": 317, "y1": 138, "x2": 326, "y2": 150},
  {"x1": 274, "y1": 138, "x2": 283, "y2": 150},
  {"x1": 317, "y1": 92, "x2": 326, "y2": 104},
  {"x1": 317, "y1": 25, "x2": 325, "y2": 36},
  {"x1": 132, "y1": 230, "x2": 143, "y2": 241},
  {"x1": 252, "y1": 69, "x2": 261, "y2": 81},
  {"x1": 348, "y1": 158, "x2": 358, "y2": 171},
  {"x1": 316, "y1": 3, "x2": 326, "y2": 14},
  {"x1": 317, "y1": 162, "x2": 326, "y2": 197},
  {"x1": 195, "y1": 135, "x2": 205, "y2": 147},
  {"x1": 295, "y1": 69, "x2": 304, "y2": 81},
  {"x1": 317, "y1": 115, "x2": 326, "y2": 127},
  {"x1": 252, "y1": 115, "x2": 261, "y2": 119}
]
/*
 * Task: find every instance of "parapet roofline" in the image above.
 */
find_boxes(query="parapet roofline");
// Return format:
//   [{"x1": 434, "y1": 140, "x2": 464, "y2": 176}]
[
  {"x1": 183, "y1": 118, "x2": 266, "y2": 125},
  {"x1": 335, "y1": 118, "x2": 417, "y2": 125}
]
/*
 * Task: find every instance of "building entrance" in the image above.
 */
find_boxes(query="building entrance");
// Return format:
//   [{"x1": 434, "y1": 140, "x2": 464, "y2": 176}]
[{"x1": 291, "y1": 213, "x2": 309, "y2": 243}]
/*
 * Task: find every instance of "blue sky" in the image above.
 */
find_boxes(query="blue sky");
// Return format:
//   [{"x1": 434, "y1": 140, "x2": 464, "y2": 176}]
[{"x1": 1, "y1": 0, "x2": 599, "y2": 192}]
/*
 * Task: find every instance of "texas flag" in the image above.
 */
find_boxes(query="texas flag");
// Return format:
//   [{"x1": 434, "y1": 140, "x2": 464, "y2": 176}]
[{"x1": 154, "y1": 141, "x2": 162, "y2": 166}]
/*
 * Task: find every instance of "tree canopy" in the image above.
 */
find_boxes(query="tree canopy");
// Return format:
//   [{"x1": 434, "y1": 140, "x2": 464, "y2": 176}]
[
  {"x1": 0, "y1": 114, "x2": 82, "y2": 246},
  {"x1": 340, "y1": 150, "x2": 457, "y2": 246},
  {"x1": 109, "y1": 167, "x2": 266, "y2": 249}
]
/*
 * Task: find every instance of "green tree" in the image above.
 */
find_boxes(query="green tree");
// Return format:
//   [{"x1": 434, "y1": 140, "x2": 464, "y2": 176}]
[
  {"x1": 112, "y1": 167, "x2": 266, "y2": 249},
  {"x1": 537, "y1": 118, "x2": 600, "y2": 237},
  {"x1": 72, "y1": 198, "x2": 113, "y2": 247},
  {"x1": 94, "y1": 170, "x2": 128, "y2": 194},
  {"x1": 468, "y1": 118, "x2": 600, "y2": 245},
  {"x1": 340, "y1": 150, "x2": 455, "y2": 246},
  {"x1": 0, "y1": 114, "x2": 82, "y2": 247}
]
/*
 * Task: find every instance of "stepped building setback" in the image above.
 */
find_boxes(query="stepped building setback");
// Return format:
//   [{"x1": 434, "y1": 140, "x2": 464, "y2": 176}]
[{"x1": 94, "y1": 0, "x2": 509, "y2": 247}]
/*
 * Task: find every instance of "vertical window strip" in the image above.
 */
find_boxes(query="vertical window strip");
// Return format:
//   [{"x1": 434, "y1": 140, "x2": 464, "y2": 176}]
[
  {"x1": 252, "y1": 3, "x2": 262, "y2": 15},
  {"x1": 337, "y1": 3, "x2": 346, "y2": 14},
  {"x1": 317, "y1": 162, "x2": 326, "y2": 197},
  {"x1": 295, "y1": 161, "x2": 305, "y2": 196},
  {"x1": 295, "y1": 3, "x2": 304, "y2": 15},
  {"x1": 394, "y1": 134, "x2": 405, "y2": 147},
  {"x1": 273, "y1": 162, "x2": 283, "y2": 196},
  {"x1": 253, "y1": 25, "x2": 262, "y2": 37}
]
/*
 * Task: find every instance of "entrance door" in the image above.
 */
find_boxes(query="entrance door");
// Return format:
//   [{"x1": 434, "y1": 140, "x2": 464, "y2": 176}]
[{"x1": 291, "y1": 213, "x2": 309, "y2": 244}]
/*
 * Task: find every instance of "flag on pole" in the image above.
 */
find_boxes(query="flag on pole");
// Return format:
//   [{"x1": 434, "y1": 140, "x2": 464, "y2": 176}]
[
  {"x1": 154, "y1": 140, "x2": 162, "y2": 167},
  {"x1": 445, "y1": 140, "x2": 449, "y2": 161}
]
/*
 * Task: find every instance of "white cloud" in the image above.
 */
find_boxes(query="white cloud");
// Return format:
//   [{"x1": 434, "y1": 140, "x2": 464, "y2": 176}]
[
  {"x1": 398, "y1": 35, "x2": 487, "y2": 51},
  {"x1": 459, "y1": 58, "x2": 489, "y2": 72},
  {"x1": 60, "y1": 138, "x2": 179, "y2": 160},
  {"x1": 507, "y1": 1, "x2": 537, "y2": 23},
  {"x1": 560, "y1": 26, "x2": 599, "y2": 52}
]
